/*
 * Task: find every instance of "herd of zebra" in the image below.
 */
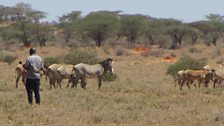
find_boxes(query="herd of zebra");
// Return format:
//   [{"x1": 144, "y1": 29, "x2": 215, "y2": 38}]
[
  {"x1": 15, "y1": 57, "x2": 224, "y2": 91},
  {"x1": 174, "y1": 65, "x2": 224, "y2": 90},
  {"x1": 15, "y1": 58, "x2": 114, "y2": 89}
]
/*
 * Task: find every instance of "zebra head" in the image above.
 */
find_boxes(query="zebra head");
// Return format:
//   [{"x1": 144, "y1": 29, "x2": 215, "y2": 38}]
[{"x1": 99, "y1": 58, "x2": 114, "y2": 74}]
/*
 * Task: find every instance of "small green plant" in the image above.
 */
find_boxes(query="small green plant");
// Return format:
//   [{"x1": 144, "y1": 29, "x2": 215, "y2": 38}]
[
  {"x1": 44, "y1": 56, "x2": 60, "y2": 67},
  {"x1": 167, "y1": 55, "x2": 207, "y2": 77},
  {"x1": 4, "y1": 55, "x2": 17, "y2": 65},
  {"x1": 0, "y1": 52, "x2": 17, "y2": 65},
  {"x1": 102, "y1": 73, "x2": 118, "y2": 82},
  {"x1": 64, "y1": 49, "x2": 99, "y2": 65},
  {"x1": 189, "y1": 47, "x2": 201, "y2": 53}
]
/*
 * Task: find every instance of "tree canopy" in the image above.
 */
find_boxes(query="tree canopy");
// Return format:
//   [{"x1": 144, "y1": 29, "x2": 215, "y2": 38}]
[{"x1": 1, "y1": 3, "x2": 224, "y2": 49}]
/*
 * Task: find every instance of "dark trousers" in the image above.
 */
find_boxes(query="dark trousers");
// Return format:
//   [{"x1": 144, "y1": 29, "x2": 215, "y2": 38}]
[{"x1": 25, "y1": 79, "x2": 40, "y2": 104}]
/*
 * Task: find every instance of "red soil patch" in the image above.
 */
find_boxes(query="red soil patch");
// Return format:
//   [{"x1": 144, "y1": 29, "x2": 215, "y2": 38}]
[
  {"x1": 161, "y1": 55, "x2": 177, "y2": 62},
  {"x1": 133, "y1": 46, "x2": 150, "y2": 53}
]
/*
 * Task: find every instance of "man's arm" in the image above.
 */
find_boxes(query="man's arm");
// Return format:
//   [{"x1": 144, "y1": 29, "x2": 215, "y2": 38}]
[{"x1": 23, "y1": 59, "x2": 30, "y2": 70}]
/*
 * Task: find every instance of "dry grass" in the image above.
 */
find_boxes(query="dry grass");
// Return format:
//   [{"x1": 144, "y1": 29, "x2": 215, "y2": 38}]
[{"x1": 1, "y1": 45, "x2": 224, "y2": 126}]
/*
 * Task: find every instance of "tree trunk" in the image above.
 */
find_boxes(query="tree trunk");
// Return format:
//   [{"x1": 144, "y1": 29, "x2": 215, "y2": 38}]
[
  {"x1": 191, "y1": 36, "x2": 197, "y2": 45},
  {"x1": 212, "y1": 38, "x2": 217, "y2": 46}
]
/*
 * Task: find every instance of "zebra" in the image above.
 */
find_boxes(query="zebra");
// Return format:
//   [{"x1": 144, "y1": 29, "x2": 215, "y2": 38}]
[{"x1": 71, "y1": 58, "x2": 114, "y2": 89}]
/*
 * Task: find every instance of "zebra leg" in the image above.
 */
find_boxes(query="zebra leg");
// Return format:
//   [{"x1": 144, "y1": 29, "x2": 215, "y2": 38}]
[
  {"x1": 68, "y1": 75, "x2": 76, "y2": 88},
  {"x1": 218, "y1": 80, "x2": 223, "y2": 87},
  {"x1": 72, "y1": 77, "x2": 80, "y2": 88},
  {"x1": 198, "y1": 79, "x2": 202, "y2": 88},
  {"x1": 204, "y1": 80, "x2": 209, "y2": 88},
  {"x1": 180, "y1": 80, "x2": 185, "y2": 90},
  {"x1": 98, "y1": 76, "x2": 102, "y2": 89},
  {"x1": 186, "y1": 81, "x2": 191, "y2": 90},
  {"x1": 192, "y1": 80, "x2": 196, "y2": 88},
  {"x1": 80, "y1": 76, "x2": 87, "y2": 89},
  {"x1": 50, "y1": 79, "x2": 56, "y2": 89},
  {"x1": 67, "y1": 79, "x2": 71, "y2": 88},
  {"x1": 213, "y1": 80, "x2": 217, "y2": 88},
  {"x1": 71, "y1": 76, "x2": 80, "y2": 88},
  {"x1": 49, "y1": 80, "x2": 53, "y2": 89},
  {"x1": 57, "y1": 79, "x2": 62, "y2": 88},
  {"x1": 72, "y1": 78, "x2": 79, "y2": 88}
]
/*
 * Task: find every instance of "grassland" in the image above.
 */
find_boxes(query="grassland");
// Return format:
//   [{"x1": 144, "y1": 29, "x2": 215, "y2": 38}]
[{"x1": 0, "y1": 45, "x2": 224, "y2": 126}]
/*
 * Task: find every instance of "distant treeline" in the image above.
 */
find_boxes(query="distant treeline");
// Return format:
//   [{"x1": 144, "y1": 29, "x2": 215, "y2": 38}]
[{"x1": 1, "y1": 2, "x2": 224, "y2": 49}]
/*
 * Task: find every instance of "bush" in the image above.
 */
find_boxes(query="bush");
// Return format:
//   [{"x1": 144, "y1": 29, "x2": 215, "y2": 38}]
[
  {"x1": 4, "y1": 55, "x2": 17, "y2": 65},
  {"x1": 64, "y1": 50, "x2": 99, "y2": 65},
  {"x1": 102, "y1": 73, "x2": 118, "y2": 82},
  {"x1": 189, "y1": 47, "x2": 201, "y2": 53},
  {"x1": 44, "y1": 57, "x2": 60, "y2": 68},
  {"x1": 116, "y1": 48, "x2": 125, "y2": 56},
  {"x1": 0, "y1": 52, "x2": 17, "y2": 65},
  {"x1": 167, "y1": 55, "x2": 207, "y2": 77}
]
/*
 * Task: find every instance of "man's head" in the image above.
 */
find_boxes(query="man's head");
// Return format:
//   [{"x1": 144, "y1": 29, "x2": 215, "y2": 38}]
[{"x1": 29, "y1": 47, "x2": 36, "y2": 55}]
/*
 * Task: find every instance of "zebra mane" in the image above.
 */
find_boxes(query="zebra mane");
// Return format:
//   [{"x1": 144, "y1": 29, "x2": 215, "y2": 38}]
[
  {"x1": 99, "y1": 58, "x2": 112, "y2": 65},
  {"x1": 99, "y1": 58, "x2": 113, "y2": 73}
]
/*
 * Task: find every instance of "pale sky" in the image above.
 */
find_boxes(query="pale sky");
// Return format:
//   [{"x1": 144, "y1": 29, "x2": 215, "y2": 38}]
[{"x1": 0, "y1": 0, "x2": 223, "y2": 23}]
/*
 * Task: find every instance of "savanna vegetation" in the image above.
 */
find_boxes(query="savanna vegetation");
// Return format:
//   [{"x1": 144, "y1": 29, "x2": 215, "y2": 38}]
[{"x1": 1, "y1": 2, "x2": 224, "y2": 126}]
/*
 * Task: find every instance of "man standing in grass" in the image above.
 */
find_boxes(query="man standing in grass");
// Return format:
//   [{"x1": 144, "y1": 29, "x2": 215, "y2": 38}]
[{"x1": 23, "y1": 47, "x2": 44, "y2": 105}]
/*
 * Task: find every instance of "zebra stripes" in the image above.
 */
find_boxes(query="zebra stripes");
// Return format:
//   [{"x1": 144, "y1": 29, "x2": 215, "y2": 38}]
[{"x1": 72, "y1": 58, "x2": 114, "y2": 89}]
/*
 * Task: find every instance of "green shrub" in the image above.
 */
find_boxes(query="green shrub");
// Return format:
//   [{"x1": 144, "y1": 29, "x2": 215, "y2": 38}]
[
  {"x1": 4, "y1": 55, "x2": 17, "y2": 65},
  {"x1": 44, "y1": 57, "x2": 60, "y2": 68},
  {"x1": 102, "y1": 73, "x2": 118, "y2": 82},
  {"x1": 0, "y1": 52, "x2": 17, "y2": 65},
  {"x1": 167, "y1": 55, "x2": 207, "y2": 77},
  {"x1": 64, "y1": 50, "x2": 99, "y2": 65},
  {"x1": 189, "y1": 47, "x2": 201, "y2": 53}
]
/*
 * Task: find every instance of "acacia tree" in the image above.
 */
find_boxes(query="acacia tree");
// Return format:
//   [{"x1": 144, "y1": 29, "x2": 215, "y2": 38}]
[
  {"x1": 58, "y1": 11, "x2": 81, "y2": 43},
  {"x1": 190, "y1": 20, "x2": 224, "y2": 46},
  {"x1": 206, "y1": 14, "x2": 224, "y2": 22},
  {"x1": 26, "y1": 10, "x2": 47, "y2": 23},
  {"x1": 186, "y1": 26, "x2": 202, "y2": 45},
  {"x1": 75, "y1": 11, "x2": 119, "y2": 47},
  {"x1": 11, "y1": 20, "x2": 33, "y2": 46},
  {"x1": 0, "y1": 3, "x2": 48, "y2": 47},
  {"x1": 59, "y1": 11, "x2": 81, "y2": 23},
  {"x1": 119, "y1": 14, "x2": 147, "y2": 48},
  {"x1": 30, "y1": 23, "x2": 54, "y2": 47},
  {"x1": 166, "y1": 25, "x2": 188, "y2": 49},
  {"x1": 13, "y1": 2, "x2": 32, "y2": 22},
  {"x1": 0, "y1": 5, "x2": 6, "y2": 23},
  {"x1": 144, "y1": 19, "x2": 168, "y2": 46}
]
